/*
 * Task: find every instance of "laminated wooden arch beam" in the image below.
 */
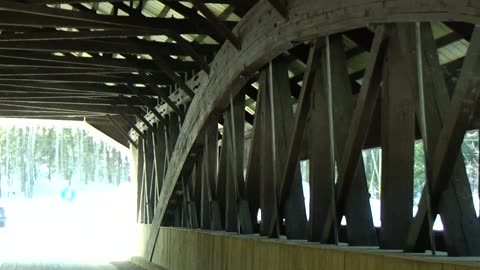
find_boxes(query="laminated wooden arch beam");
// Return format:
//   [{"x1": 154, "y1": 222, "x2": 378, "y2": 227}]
[{"x1": 144, "y1": 0, "x2": 480, "y2": 260}]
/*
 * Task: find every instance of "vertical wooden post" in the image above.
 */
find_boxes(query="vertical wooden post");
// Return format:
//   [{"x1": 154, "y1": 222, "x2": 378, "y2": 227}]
[
  {"x1": 307, "y1": 42, "x2": 334, "y2": 242},
  {"x1": 245, "y1": 90, "x2": 262, "y2": 233},
  {"x1": 144, "y1": 130, "x2": 156, "y2": 223},
  {"x1": 321, "y1": 26, "x2": 388, "y2": 242},
  {"x1": 380, "y1": 23, "x2": 416, "y2": 249},
  {"x1": 258, "y1": 68, "x2": 278, "y2": 237},
  {"x1": 167, "y1": 114, "x2": 180, "y2": 158},
  {"x1": 270, "y1": 57, "x2": 307, "y2": 239},
  {"x1": 329, "y1": 34, "x2": 377, "y2": 246},
  {"x1": 217, "y1": 122, "x2": 227, "y2": 228},
  {"x1": 201, "y1": 121, "x2": 219, "y2": 230},
  {"x1": 224, "y1": 94, "x2": 245, "y2": 232},
  {"x1": 153, "y1": 125, "x2": 167, "y2": 203},
  {"x1": 137, "y1": 137, "x2": 145, "y2": 223},
  {"x1": 193, "y1": 155, "x2": 203, "y2": 228},
  {"x1": 405, "y1": 23, "x2": 480, "y2": 256}
]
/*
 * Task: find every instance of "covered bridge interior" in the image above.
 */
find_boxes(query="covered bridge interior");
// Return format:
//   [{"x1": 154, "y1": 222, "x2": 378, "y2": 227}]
[{"x1": 1, "y1": 0, "x2": 480, "y2": 269}]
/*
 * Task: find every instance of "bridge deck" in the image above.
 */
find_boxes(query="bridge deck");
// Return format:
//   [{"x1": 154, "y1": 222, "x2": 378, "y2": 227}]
[{"x1": 139, "y1": 226, "x2": 480, "y2": 270}]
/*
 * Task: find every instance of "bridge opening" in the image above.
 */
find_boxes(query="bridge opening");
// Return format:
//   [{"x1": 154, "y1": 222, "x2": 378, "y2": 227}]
[
  {"x1": 297, "y1": 131, "x2": 480, "y2": 233},
  {"x1": 0, "y1": 118, "x2": 136, "y2": 263}
]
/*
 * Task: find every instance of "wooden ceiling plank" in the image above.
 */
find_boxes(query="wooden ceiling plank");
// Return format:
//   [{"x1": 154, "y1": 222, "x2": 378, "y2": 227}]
[
  {"x1": 25, "y1": 0, "x2": 230, "y2": 4},
  {"x1": 127, "y1": 84, "x2": 169, "y2": 127},
  {"x1": 156, "y1": 1, "x2": 225, "y2": 44},
  {"x1": 0, "y1": 10, "x2": 236, "y2": 34},
  {"x1": 149, "y1": 52, "x2": 195, "y2": 98},
  {"x1": 190, "y1": 0, "x2": 241, "y2": 49},
  {"x1": 0, "y1": 39, "x2": 217, "y2": 56},
  {"x1": 0, "y1": 51, "x2": 196, "y2": 72},
  {"x1": 0, "y1": 29, "x2": 169, "y2": 42},
  {"x1": 112, "y1": 2, "x2": 212, "y2": 73}
]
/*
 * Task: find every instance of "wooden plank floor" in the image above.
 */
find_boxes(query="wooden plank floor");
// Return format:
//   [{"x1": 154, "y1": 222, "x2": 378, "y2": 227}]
[{"x1": 0, "y1": 262, "x2": 145, "y2": 270}]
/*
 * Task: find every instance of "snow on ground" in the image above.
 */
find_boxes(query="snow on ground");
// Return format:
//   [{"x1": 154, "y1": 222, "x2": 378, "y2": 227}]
[{"x1": 0, "y1": 182, "x2": 137, "y2": 263}]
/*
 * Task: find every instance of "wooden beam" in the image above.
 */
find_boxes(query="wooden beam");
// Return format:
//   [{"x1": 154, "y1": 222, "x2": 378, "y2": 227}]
[
  {"x1": 307, "y1": 40, "x2": 334, "y2": 242},
  {"x1": 405, "y1": 24, "x2": 480, "y2": 256},
  {"x1": 127, "y1": 85, "x2": 169, "y2": 127},
  {"x1": 0, "y1": 3, "x2": 236, "y2": 33},
  {"x1": 107, "y1": 115, "x2": 138, "y2": 148},
  {"x1": 135, "y1": 137, "x2": 145, "y2": 221},
  {"x1": 144, "y1": 130, "x2": 156, "y2": 223},
  {"x1": 0, "y1": 29, "x2": 166, "y2": 42},
  {"x1": 0, "y1": 73, "x2": 170, "y2": 85},
  {"x1": 321, "y1": 25, "x2": 388, "y2": 242},
  {"x1": 0, "y1": 82, "x2": 156, "y2": 96},
  {"x1": 120, "y1": 95, "x2": 157, "y2": 133},
  {"x1": 111, "y1": 2, "x2": 212, "y2": 73},
  {"x1": 201, "y1": 121, "x2": 219, "y2": 230},
  {"x1": 329, "y1": 34, "x2": 377, "y2": 246},
  {"x1": 0, "y1": 101, "x2": 131, "y2": 115},
  {"x1": 258, "y1": 69, "x2": 278, "y2": 237},
  {"x1": 169, "y1": 32, "x2": 210, "y2": 74},
  {"x1": 380, "y1": 24, "x2": 416, "y2": 249},
  {"x1": 0, "y1": 39, "x2": 217, "y2": 56},
  {"x1": 190, "y1": 0, "x2": 241, "y2": 49},
  {"x1": 0, "y1": 51, "x2": 196, "y2": 72},
  {"x1": 30, "y1": 0, "x2": 229, "y2": 3},
  {"x1": 153, "y1": 125, "x2": 167, "y2": 204},
  {"x1": 223, "y1": 95, "x2": 241, "y2": 232},
  {"x1": 278, "y1": 41, "x2": 323, "y2": 238},
  {"x1": 0, "y1": 96, "x2": 149, "y2": 106},
  {"x1": 112, "y1": 104, "x2": 147, "y2": 140},
  {"x1": 147, "y1": 54, "x2": 195, "y2": 98},
  {"x1": 159, "y1": 1, "x2": 225, "y2": 44},
  {"x1": 267, "y1": 0, "x2": 288, "y2": 19},
  {"x1": 268, "y1": 57, "x2": 306, "y2": 239},
  {"x1": 138, "y1": 72, "x2": 184, "y2": 117},
  {"x1": 244, "y1": 88, "x2": 261, "y2": 233}
]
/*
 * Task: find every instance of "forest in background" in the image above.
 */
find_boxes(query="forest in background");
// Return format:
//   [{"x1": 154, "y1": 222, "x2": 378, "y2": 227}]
[
  {"x1": 0, "y1": 124, "x2": 131, "y2": 198},
  {"x1": 361, "y1": 130, "x2": 479, "y2": 204},
  {"x1": 0, "y1": 122, "x2": 477, "y2": 204},
  {"x1": 298, "y1": 131, "x2": 479, "y2": 207}
]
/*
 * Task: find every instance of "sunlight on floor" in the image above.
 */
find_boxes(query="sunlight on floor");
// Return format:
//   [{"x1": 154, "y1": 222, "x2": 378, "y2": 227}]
[{"x1": 0, "y1": 182, "x2": 137, "y2": 263}]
